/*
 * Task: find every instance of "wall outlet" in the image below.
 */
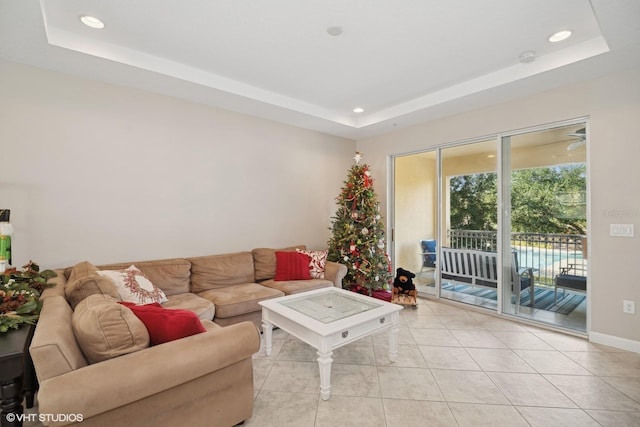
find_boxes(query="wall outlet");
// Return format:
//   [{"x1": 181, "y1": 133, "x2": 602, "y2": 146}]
[{"x1": 623, "y1": 300, "x2": 635, "y2": 314}]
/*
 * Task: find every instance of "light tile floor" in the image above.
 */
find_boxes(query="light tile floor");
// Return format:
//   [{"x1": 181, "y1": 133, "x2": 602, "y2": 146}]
[
  {"x1": 21, "y1": 297, "x2": 639, "y2": 426},
  {"x1": 248, "y1": 297, "x2": 640, "y2": 427}
]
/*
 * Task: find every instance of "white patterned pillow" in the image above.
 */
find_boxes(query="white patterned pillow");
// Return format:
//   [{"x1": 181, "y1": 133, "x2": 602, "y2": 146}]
[
  {"x1": 98, "y1": 265, "x2": 168, "y2": 304},
  {"x1": 296, "y1": 249, "x2": 328, "y2": 279}
]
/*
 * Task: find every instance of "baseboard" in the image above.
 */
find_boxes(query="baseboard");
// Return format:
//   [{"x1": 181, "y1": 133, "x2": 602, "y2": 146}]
[{"x1": 589, "y1": 331, "x2": 640, "y2": 353}]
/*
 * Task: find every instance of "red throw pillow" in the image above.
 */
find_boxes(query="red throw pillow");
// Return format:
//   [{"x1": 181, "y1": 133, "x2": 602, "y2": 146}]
[
  {"x1": 119, "y1": 302, "x2": 206, "y2": 346},
  {"x1": 274, "y1": 251, "x2": 312, "y2": 281}
]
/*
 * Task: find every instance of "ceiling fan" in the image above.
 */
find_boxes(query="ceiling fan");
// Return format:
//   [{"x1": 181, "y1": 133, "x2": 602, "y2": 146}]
[{"x1": 566, "y1": 127, "x2": 586, "y2": 150}]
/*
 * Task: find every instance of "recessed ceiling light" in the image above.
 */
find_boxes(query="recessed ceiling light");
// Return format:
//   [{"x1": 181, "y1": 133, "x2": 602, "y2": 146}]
[
  {"x1": 548, "y1": 30, "x2": 572, "y2": 43},
  {"x1": 80, "y1": 15, "x2": 105, "y2": 29},
  {"x1": 353, "y1": 107, "x2": 364, "y2": 113},
  {"x1": 327, "y1": 26, "x2": 343, "y2": 36}
]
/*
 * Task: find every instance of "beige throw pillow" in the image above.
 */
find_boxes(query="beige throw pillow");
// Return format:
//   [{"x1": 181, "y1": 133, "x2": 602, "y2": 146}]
[
  {"x1": 72, "y1": 294, "x2": 150, "y2": 364},
  {"x1": 65, "y1": 261, "x2": 121, "y2": 309},
  {"x1": 67, "y1": 260, "x2": 97, "y2": 283}
]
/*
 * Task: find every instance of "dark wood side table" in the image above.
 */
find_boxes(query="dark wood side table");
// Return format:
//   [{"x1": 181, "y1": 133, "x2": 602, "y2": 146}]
[{"x1": 0, "y1": 325, "x2": 37, "y2": 427}]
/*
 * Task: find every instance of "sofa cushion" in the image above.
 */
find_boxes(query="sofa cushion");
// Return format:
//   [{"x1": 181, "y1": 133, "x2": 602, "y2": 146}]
[
  {"x1": 296, "y1": 249, "x2": 328, "y2": 279},
  {"x1": 162, "y1": 293, "x2": 215, "y2": 320},
  {"x1": 120, "y1": 302, "x2": 207, "y2": 346},
  {"x1": 65, "y1": 261, "x2": 121, "y2": 309},
  {"x1": 252, "y1": 245, "x2": 306, "y2": 281},
  {"x1": 98, "y1": 265, "x2": 168, "y2": 304},
  {"x1": 72, "y1": 294, "x2": 150, "y2": 364},
  {"x1": 197, "y1": 283, "x2": 283, "y2": 319},
  {"x1": 274, "y1": 251, "x2": 312, "y2": 281},
  {"x1": 261, "y1": 278, "x2": 333, "y2": 295},
  {"x1": 29, "y1": 296, "x2": 89, "y2": 382},
  {"x1": 98, "y1": 258, "x2": 192, "y2": 296},
  {"x1": 189, "y1": 252, "x2": 255, "y2": 293}
]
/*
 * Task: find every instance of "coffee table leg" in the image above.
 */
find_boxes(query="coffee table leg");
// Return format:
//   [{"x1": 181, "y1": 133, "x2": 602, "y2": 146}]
[
  {"x1": 317, "y1": 343, "x2": 333, "y2": 400},
  {"x1": 389, "y1": 312, "x2": 400, "y2": 363},
  {"x1": 262, "y1": 320, "x2": 273, "y2": 356}
]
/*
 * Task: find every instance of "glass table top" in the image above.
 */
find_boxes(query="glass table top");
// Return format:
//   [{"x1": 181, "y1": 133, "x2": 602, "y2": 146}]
[{"x1": 279, "y1": 291, "x2": 381, "y2": 323}]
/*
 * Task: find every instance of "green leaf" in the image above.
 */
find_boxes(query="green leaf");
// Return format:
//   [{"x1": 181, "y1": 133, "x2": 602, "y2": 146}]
[
  {"x1": 40, "y1": 270, "x2": 57, "y2": 279},
  {"x1": 16, "y1": 300, "x2": 38, "y2": 314}
]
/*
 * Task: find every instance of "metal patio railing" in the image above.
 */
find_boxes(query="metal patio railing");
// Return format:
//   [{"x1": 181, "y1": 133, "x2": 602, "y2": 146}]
[{"x1": 448, "y1": 229, "x2": 587, "y2": 287}]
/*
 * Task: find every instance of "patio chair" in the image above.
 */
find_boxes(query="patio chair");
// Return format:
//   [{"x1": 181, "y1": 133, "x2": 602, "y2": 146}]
[
  {"x1": 419, "y1": 239, "x2": 437, "y2": 277},
  {"x1": 512, "y1": 251, "x2": 535, "y2": 306},
  {"x1": 554, "y1": 264, "x2": 587, "y2": 303}
]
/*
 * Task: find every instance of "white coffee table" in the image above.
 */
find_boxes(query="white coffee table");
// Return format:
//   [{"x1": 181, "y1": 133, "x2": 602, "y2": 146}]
[{"x1": 259, "y1": 287, "x2": 403, "y2": 400}]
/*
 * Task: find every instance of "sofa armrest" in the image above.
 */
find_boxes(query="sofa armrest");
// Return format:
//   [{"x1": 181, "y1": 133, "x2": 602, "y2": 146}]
[
  {"x1": 37, "y1": 321, "x2": 260, "y2": 421},
  {"x1": 40, "y1": 268, "x2": 68, "y2": 300},
  {"x1": 324, "y1": 261, "x2": 347, "y2": 288}
]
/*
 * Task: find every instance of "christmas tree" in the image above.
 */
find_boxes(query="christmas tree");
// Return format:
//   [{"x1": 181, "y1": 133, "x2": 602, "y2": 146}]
[{"x1": 327, "y1": 152, "x2": 392, "y2": 294}]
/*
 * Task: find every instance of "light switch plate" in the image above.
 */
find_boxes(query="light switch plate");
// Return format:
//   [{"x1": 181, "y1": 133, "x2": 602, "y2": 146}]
[{"x1": 610, "y1": 224, "x2": 634, "y2": 237}]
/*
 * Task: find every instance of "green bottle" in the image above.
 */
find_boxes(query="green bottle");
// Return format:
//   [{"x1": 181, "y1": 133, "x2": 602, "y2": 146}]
[
  {"x1": 0, "y1": 209, "x2": 12, "y2": 268},
  {"x1": 0, "y1": 235, "x2": 10, "y2": 266}
]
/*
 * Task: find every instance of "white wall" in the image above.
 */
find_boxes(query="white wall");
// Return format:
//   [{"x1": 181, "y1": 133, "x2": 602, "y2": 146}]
[
  {"x1": 0, "y1": 60, "x2": 355, "y2": 268},
  {"x1": 358, "y1": 67, "x2": 640, "y2": 350}
]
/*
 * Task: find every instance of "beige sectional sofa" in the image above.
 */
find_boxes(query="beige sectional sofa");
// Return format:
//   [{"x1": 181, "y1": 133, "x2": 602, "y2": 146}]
[{"x1": 30, "y1": 245, "x2": 347, "y2": 426}]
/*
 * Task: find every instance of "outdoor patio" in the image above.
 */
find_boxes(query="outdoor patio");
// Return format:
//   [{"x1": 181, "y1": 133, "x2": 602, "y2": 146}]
[{"x1": 416, "y1": 230, "x2": 587, "y2": 332}]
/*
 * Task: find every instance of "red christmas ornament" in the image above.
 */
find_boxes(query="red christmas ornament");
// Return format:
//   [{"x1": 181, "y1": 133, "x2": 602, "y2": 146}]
[{"x1": 362, "y1": 166, "x2": 373, "y2": 188}]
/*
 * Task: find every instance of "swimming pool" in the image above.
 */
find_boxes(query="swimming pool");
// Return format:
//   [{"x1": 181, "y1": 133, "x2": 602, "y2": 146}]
[{"x1": 515, "y1": 246, "x2": 586, "y2": 283}]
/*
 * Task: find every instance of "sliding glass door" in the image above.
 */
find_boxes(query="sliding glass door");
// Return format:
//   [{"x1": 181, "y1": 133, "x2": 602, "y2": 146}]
[
  {"x1": 501, "y1": 122, "x2": 587, "y2": 332},
  {"x1": 440, "y1": 139, "x2": 498, "y2": 309},
  {"x1": 391, "y1": 119, "x2": 588, "y2": 333}
]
